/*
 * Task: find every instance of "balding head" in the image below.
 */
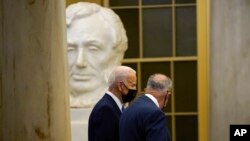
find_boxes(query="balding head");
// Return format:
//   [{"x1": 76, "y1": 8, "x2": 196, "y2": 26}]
[
  {"x1": 146, "y1": 73, "x2": 172, "y2": 92},
  {"x1": 145, "y1": 73, "x2": 172, "y2": 109}
]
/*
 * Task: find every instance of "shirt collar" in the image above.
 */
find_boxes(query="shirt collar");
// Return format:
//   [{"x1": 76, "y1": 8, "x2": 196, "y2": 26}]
[
  {"x1": 106, "y1": 91, "x2": 123, "y2": 112},
  {"x1": 145, "y1": 94, "x2": 159, "y2": 108}
]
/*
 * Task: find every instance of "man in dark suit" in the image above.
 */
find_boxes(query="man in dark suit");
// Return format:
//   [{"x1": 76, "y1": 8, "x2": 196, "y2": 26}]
[
  {"x1": 119, "y1": 73, "x2": 172, "y2": 141},
  {"x1": 88, "y1": 66, "x2": 137, "y2": 141}
]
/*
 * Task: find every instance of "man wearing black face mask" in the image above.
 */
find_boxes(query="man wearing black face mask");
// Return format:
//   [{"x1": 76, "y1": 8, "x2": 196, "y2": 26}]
[
  {"x1": 88, "y1": 66, "x2": 137, "y2": 141},
  {"x1": 120, "y1": 81, "x2": 137, "y2": 103},
  {"x1": 119, "y1": 73, "x2": 172, "y2": 141}
]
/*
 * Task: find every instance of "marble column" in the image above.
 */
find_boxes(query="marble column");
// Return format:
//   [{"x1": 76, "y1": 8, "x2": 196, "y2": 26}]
[
  {"x1": 0, "y1": 0, "x2": 71, "y2": 141},
  {"x1": 210, "y1": 0, "x2": 250, "y2": 141}
]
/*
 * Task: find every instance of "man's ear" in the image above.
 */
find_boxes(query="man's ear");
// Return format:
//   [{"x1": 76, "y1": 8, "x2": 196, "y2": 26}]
[
  {"x1": 154, "y1": 91, "x2": 166, "y2": 99},
  {"x1": 117, "y1": 82, "x2": 122, "y2": 91}
]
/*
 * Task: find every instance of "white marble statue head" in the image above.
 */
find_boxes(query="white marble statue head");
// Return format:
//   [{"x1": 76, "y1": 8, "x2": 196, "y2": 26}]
[{"x1": 66, "y1": 2, "x2": 128, "y2": 108}]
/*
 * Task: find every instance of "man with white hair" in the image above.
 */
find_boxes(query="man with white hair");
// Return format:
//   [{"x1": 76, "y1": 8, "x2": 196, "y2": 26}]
[{"x1": 88, "y1": 66, "x2": 137, "y2": 141}]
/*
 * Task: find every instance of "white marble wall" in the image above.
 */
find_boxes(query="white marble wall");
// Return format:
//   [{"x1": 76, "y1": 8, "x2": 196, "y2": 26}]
[
  {"x1": 0, "y1": 0, "x2": 71, "y2": 141},
  {"x1": 210, "y1": 0, "x2": 250, "y2": 141}
]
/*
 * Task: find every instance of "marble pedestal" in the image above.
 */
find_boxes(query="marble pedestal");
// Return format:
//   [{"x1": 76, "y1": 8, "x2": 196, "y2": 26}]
[{"x1": 71, "y1": 108, "x2": 92, "y2": 141}]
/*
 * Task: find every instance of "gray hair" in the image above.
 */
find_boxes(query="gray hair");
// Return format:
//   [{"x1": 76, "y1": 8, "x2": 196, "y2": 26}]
[
  {"x1": 108, "y1": 66, "x2": 136, "y2": 87},
  {"x1": 66, "y1": 2, "x2": 128, "y2": 56},
  {"x1": 146, "y1": 73, "x2": 172, "y2": 92}
]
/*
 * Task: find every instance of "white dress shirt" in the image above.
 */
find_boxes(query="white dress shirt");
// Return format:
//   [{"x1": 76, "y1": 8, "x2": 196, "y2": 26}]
[{"x1": 145, "y1": 94, "x2": 159, "y2": 108}]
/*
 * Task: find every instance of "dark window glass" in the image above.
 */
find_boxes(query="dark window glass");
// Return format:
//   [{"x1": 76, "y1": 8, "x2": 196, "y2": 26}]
[
  {"x1": 143, "y1": 8, "x2": 172, "y2": 57},
  {"x1": 176, "y1": 7, "x2": 197, "y2": 56},
  {"x1": 114, "y1": 9, "x2": 140, "y2": 58},
  {"x1": 142, "y1": 0, "x2": 172, "y2": 5},
  {"x1": 174, "y1": 61, "x2": 197, "y2": 112},
  {"x1": 141, "y1": 62, "x2": 171, "y2": 90},
  {"x1": 110, "y1": 0, "x2": 138, "y2": 6},
  {"x1": 175, "y1": 0, "x2": 196, "y2": 4},
  {"x1": 121, "y1": 63, "x2": 138, "y2": 74},
  {"x1": 176, "y1": 116, "x2": 198, "y2": 141}
]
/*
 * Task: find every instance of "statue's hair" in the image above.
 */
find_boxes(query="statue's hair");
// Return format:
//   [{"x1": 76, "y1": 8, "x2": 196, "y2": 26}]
[{"x1": 66, "y1": 2, "x2": 128, "y2": 56}]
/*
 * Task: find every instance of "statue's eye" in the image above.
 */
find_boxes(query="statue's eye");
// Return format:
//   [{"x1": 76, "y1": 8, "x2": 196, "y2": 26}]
[
  {"x1": 68, "y1": 44, "x2": 76, "y2": 51},
  {"x1": 87, "y1": 42, "x2": 101, "y2": 52},
  {"x1": 88, "y1": 45, "x2": 99, "y2": 51}
]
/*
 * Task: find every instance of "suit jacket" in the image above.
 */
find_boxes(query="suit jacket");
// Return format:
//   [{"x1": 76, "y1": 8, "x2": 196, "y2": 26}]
[
  {"x1": 119, "y1": 95, "x2": 170, "y2": 141},
  {"x1": 88, "y1": 93, "x2": 121, "y2": 141}
]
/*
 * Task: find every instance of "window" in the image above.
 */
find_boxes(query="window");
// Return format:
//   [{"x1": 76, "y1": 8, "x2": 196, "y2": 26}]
[
  {"x1": 66, "y1": 0, "x2": 209, "y2": 140},
  {"x1": 106, "y1": 0, "x2": 209, "y2": 141}
]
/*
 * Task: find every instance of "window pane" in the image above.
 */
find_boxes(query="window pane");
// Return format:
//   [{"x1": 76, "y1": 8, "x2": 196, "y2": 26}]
[
  {"x1": 143, "y1": 8, "x2": 172, "y2": 57},
  {"x1": 110, "y1": 0, "x2": 138, "y2": 6},
  {"x1": 142, "y1": 0, "x2": 171, "y2": 5},
  {"x1": 174, "y1": 61, "x2": 197, "y2": 112},
  {"x1": 141, "y1": 62, "x2": 171, "y2": 86},
  {"x1": 114, "y1": 9, "x2": 140, "y2": 58},
  {"x1": 176, "y1": 116, "x2": 198, "y2": 141},
  {"x1": 175, "y1": 0, "x2": 196, "y2": 4},
  {"x1": 122, "y1": 63, "x2": 138, "y2": 74},
  {"x1": 176, "y1": 6, "x2": 197, "y2": 56}
]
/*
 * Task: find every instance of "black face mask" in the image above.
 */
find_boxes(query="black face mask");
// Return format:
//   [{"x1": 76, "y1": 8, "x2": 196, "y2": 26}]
[
  {"x1": 122, "y1": 89, "x2": 137, "y2": 103},
  {"x1": 121, "y1": 82, "x2": 137, "y2": 103}
]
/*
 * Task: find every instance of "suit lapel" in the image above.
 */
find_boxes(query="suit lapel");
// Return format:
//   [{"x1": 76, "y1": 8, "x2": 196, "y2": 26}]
[{"x1": 104, "y1": 94, "x2": 122, "y2": 115}]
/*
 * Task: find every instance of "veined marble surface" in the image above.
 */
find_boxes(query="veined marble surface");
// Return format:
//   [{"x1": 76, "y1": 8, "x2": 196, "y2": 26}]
[{"x1": 71, "y1": 108, "x2": 92, "y2": 141}]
